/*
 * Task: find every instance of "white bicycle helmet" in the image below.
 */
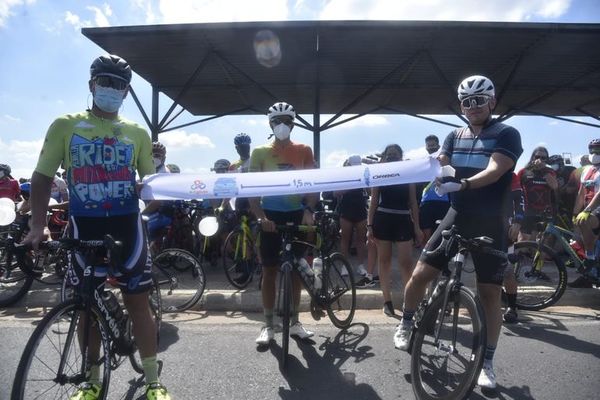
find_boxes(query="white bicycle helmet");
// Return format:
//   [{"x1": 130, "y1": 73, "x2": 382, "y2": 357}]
[
  {"x1": 457, "y1": 75, "x2": 495, "y2": 100},
  {"x1": 267, "y1": 102, "x2": 296, "y2": 120}
]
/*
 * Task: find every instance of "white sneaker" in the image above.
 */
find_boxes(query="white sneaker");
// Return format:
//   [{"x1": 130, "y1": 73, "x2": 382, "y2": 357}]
[
  {"x1": 477, "y1": 363, "x2": 497, "y2": 389},
  {"x1": 356, "y1": 264, "x2": 368, "y2": 277},
  {"x1": 255, "y1": 326, "x2": 274, "y2": 345},
  {"x1": 289, "y1": 322, "x2": 314, "y2": 339},
  {"x1": 393, "y1": 323, "x2": 412, "y2": 350}
]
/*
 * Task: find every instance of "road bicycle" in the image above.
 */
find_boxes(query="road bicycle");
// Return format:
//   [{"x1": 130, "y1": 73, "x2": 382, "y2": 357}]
[
  {"x1": 222, "y1": 212, "x2": 261, "y2": 289},
  {"x1": 273, "y1": 223, "x2": 356, "y2": 369},
  {"x1": 12, "y1": 235, "x2": 162, "y2": 400},
  {"x1": 409, "y1": 225, "x2": 506, "y2": 400},
  {"x1": 509, "y1": 211, "x2": 599, "y2": 311}
]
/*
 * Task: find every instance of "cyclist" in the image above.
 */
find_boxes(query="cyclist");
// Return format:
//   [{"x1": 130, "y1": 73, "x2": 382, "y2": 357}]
[
  {"x1": 0, "y1": 163, "x2": 20, "y2": 201},
  {"x1": 230, "y1": 132, "x2": 252, "y2": 173},
  {"x1": 250, "y1": 101, "x2": 318, "y2": 346},
  {"x1": 368, "y1": 144, "x2": 423, "y2": 316},
  {"x1": 165, "y1": 163, "x2": 181, "y2": 173},
  {"x1": 548, "y1": 154, "x2": 577, "y2": 229},
  {"x1": 570, "y1": 138, "x2": 600, "y2": 287},
  {"x1": 419, "y1": 134, "x2": 450, "y2": 244},
  {"x1": 21, "y1": 54, "x2": 172, "y2": 400},
  {"x1": 393, "y1": 75, "x2": 523, "y2": 390},
  {"x1": 517, "y1": 146, "x2": 558, "y2": 241},
  {"x1": 152, "y1": 141, "x2": 170, "y2": 173}
]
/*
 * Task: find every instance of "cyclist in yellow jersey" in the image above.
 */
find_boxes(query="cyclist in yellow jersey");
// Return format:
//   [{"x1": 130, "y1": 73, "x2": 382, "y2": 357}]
[
  {"x1": 22, "y1": 54, "x2": 172, "y2": 400},
  {"x1": 250, "y1": 102, "x2": 318, "y2": 346}
]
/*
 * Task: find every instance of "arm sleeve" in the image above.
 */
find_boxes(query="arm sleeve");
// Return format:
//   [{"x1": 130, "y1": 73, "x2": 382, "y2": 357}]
[
  {"x1": 35, "y1": 118, "x2": 66, "y2": 178},
  {"x1": 493, "y1": 127, "x2": 523, "y2": 163},
  {"x1": 136, "y1": 130, "x2": 155, "y2": 179}
]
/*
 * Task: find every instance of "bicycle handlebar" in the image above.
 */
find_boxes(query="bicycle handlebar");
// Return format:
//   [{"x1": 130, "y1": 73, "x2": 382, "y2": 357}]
[{"x1": 423, "y1": 225, "x2": 507, "y2": 261}]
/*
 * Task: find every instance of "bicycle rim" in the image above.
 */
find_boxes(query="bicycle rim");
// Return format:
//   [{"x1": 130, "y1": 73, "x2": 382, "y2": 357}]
[
  {"x1": 411, "y1": 287, "x2": 486, "y2": 400},
  {"x1": 279, "y1": 265, "x2": 292, "y2": 369},
  {"x1": 223, "y1": 230, "x2": 256, "y2": 289},
  {"x1": 153, "y1": 248, "x2": 206, "y2": 313},
  {"x1": 323, "y1": 253, "x2": 356, "y2": 329},
  {"x1": 12, "y1": 300, "x2": 111, "y2": 400},
  {"x1": 512, "y1": 241, "x2": 567, "y2": 311},
  {"x1": 0, "y1": 253, "x2": 34, "y2": 307}
]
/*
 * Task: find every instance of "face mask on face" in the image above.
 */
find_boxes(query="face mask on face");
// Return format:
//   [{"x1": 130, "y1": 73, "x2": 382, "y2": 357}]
[
  {"x1": 273, "y1": 123, "x2": 291, "y2": 140},
  {"x1": 153, "y1": 157, "x2": 163, "y2": 169},
  {"x1": 550, "y1": 164, "x2": 560, "y2": 171},
  {"x1": 590, "y1": 154, "x2": 600, "y2": 165},
  {"x1": 93, "y1": 86, "x2": 126, "y2": 113}
]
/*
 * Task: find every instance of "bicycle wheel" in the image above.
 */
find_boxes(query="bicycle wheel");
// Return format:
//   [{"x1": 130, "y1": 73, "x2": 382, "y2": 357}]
[
  {"x1": 12, "y1": 300, "x2": 111, "y2": 399},
  {"x1": 222, "y1": 229, "x2": 258, "y2": 289},
  {"x1": 278, "y1": 263, "x2": 292, "y2": 369},
  {"x1": 512, "y1": 241, "x2": 567, "y2": 311},
  {"x1": 129, "y1": 275, "x2": 163, "y2": 373},
  {"x1": 153, "y1": 248, "x2": 205, "y2": 313},
  {"x1": 411, "y1": 287, "x2": 486, "y2": 400},
  {"x1": 0, "y1": 249, "x2": 34, "y2": 307},
  {"x1": 323, "y1": 253, "x2": 356, "y2": 329}
]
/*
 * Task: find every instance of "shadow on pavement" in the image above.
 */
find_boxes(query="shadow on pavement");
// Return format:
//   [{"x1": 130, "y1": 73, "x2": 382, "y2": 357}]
[{"x1": 272, "y1": 323, "x2": 380, "y2": 399}]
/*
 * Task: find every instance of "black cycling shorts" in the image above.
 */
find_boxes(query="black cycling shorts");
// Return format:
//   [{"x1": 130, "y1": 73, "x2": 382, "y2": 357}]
[
  {"x1": 67, "y1": 213, "x2": 153, "y2": 294},
  {"x1": 419, "y1": 201, "x2": 450, "y2": 230},
  {"x1": 372, "y1": 210, "x2": 414, "y2": 242},
  {"x1": 520, "y1": 214, "x2": 544, "y2": 235},
  {"x1": 259, "y1": 209, "x2": 306, "y2": 268},
  {"x1": 419, "y1": 208, "x2": 508, "y2": 285}
]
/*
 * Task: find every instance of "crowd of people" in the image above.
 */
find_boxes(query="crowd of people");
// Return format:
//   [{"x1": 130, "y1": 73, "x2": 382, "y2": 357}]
[{"x1": 2, "y1": 53, "x2": 599, "y2": 399}]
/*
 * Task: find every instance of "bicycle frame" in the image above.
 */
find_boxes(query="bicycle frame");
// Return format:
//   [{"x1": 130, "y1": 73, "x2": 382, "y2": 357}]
[{"x1": 535, "y1": 221, "x2": 584, "y2": 271}]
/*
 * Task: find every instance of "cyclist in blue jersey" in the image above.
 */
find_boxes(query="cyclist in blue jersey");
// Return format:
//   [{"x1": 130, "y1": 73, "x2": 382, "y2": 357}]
[
  {"x1": 393, "y1": 75, "x2": 523, "y2": 391},
  {"x1": 22, "y1": 54, "x2": 172, "y2": 400}
]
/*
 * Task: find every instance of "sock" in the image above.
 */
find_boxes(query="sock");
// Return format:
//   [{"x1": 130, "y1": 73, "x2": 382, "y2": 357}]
[
  {"x1": 141, "y1": 355, "x2": 159, "y2": 384},
  {"x1": 291, "y1": 304, "x2": 299, "y2": 325},
  {"x1": 586, "y1": 250, "x2": 596, "y2": 260},
  {"x1": 264, "y1": 309, "x2": 274, "y2": 328},
  {"x1": 506, "y1": 293, "x2": 517, "y2": 308},
  {"x1": 484, "y1": 345, "x2": 496, "y2": 363},
  {"x1": 88, "y1": 364, "x2": 101, "y2": 386},
  {"x1": 402, "y1": 309, "x2": 415, "y2": 327}
]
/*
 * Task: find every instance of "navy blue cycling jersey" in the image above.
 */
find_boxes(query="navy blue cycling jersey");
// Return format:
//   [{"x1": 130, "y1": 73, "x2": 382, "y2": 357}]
[{"x1": 441, "y1": 119, "x2": 523, "y2": 216}]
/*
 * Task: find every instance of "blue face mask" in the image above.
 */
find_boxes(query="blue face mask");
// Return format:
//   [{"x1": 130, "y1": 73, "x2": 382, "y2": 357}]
[{"x1": 93, "y1": 86, "x2": 126, "y2": 113}]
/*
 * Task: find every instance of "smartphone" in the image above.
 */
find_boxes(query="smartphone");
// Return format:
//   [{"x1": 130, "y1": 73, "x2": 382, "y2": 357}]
[{"x1": 563, "y1": 152, "x2": 572, "y2": 165}]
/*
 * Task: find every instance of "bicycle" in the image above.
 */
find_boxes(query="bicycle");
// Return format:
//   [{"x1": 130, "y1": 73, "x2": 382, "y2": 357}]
[
  {"x1": 509, "y1": 211, "x2": 598, "y2": 311},
  {"x1": 273, "y1": 222, "x2": 356, "y2": 369},
  {"x1": 409, "y1": 225, "x2": 506, "y2": 400},
  {"x1": 222, "y1": 211, "x2": 261, "y2": 289},
  {"x1": 12, "y1": 235, "x2": 162, "y2": 400}
]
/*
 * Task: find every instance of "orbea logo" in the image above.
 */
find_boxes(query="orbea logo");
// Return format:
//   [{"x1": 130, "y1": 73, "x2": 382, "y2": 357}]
[{"x1": 373, "y1": 173, "x2": 400, "y2": 179}]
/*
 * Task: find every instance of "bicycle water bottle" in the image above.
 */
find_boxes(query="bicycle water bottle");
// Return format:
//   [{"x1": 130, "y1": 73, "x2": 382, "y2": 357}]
[
  {"x1": 312, "y1": 257, "x2": 323, "y2": 290},
  {"x1": 102, "y1": 291, "x2": 124, "y2": 326},
  {"x1": 297, "y1": 257, "x2": 314, "y2": 283}
]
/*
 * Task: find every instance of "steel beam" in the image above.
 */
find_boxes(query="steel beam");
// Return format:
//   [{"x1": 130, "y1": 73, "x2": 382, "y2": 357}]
[
  {"x1": 161, "y1": 107, "x2": 251, "y2": 133},
  {"x1": 576, "y1": 107, "x2": 600, "y2": 122},
  {"x1": 520, "y1": 110, "x2": 600, "y2": 128},
  {"x1": 321, "y1": 108, "x2": 382, "y2": 131},
  {"x1": 382, "y1": 106, "x2": 462, "y2": 128},
  {"x1": 152, "y1": 85, "x2": 159, "y2": 141},
  {"x1": 128, "y1": 86, "x2": 152, "y2": 134}
]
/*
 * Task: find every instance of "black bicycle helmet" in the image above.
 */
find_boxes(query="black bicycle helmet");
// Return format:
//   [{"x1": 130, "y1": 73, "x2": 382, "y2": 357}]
[
  {"x1": 152, "y1": 141, "x2": 167, "y2": 156},
  {"x1": 0, "y1": 163, "x2": 11, "y2": 176},
  {"x1": 234, "y1": 132, "x2": 252, "y2": 146},
  {"x1": 548, "y1": 154, "x2": 564, "y2": 169},
  {"x1": 90, "y1": 54, "x2": 132, "y2": 84}
]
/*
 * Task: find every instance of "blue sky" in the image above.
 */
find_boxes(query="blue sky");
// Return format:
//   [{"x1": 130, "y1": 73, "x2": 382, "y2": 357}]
[{"x1": 1, "y1": 0, "x2": 599, "y2": 180}]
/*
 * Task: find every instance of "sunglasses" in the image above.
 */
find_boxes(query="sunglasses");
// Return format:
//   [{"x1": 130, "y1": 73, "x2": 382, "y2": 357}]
[
  {"x1": 461, "y1": 95, "x2": 491, "y2": 109},
  {"x1": 94, "y1": 76, "x2": 129, "y2": 91},
  {"x1": 270, "y1": 118, "x2": 294, "y2": 126}
]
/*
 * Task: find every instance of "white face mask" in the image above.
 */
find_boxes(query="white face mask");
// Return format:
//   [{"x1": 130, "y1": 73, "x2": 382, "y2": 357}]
[
  {"x1": 550, "y1": 164, "x2": 560, "y2": 171},
  {"x1": 93, "y1": 86, "x2": 126, "y2": 113},
  {"x1": 590, "y1": 154, "x2": 600, "y2": 165},
  {"x1": 153, "y1": 157, "x2": 163, "y2": 169},
  {"x1": 273, "y1": 123, "x2": 291, "y2": 140}
]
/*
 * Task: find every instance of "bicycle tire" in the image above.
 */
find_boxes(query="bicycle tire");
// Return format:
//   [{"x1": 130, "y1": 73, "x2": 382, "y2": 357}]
[
  {"x1": 222, "y1": 229, "x2": 257, "y2": 289},
  {"x1": 323, "y1": 252, "x2": 356, "y2": 329},
  {"x1": 411, "y1": 286, "x2": 486, "y2": 400},
  {"x1": 512, "y1": 241, "x2": 567, "y2": 311},
  {"x1": 0, "y1": 250, "x2": 34, "y2": 308},
  {"x1": 11, "y1": 300, "x2": 112, "y2": 400},
  {"x1": 153, "y1": 248, "x2": 206, "y2": 313},
  {"x1": 129, "y1": 275, "x2": 163, "y2": 373},
  {"x1": 279, "y1": 263, "x2": 292, "y2": 369}
]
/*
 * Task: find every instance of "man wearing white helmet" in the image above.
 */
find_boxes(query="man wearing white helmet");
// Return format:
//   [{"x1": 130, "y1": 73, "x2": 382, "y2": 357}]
[
  {"x1": 250, "y1": 101, "x2": 318, "y2": 346},
  {"x1": 393, "y1": 75, "x2": 523, "y2": 391}
]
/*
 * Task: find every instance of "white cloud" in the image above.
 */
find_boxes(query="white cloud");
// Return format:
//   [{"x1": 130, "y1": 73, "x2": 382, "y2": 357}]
[
  {"x1": 319, "y1": 0, "x2": 571, "y2": 22},
  {"x1": 157, "y1": 0, "x2": 289, "y2": 23},
  {"x1": 325, "y1": 114, "x2": 389, "y2": 130},
  {"x1": 87, "y1": 4, "x2": 111, "y2": 27},
  {"x1": 404, "y1": 146, "x2": 429, "y2": 160},
  {"x1": 0, "y1": 0, "x2": 35, "y2": 27},
  {"x1": 324, "y1": 149, "x2": 350, "y2": 168},
  {"x1": 0, "y1": 137, "x2": 44, "y2": 179},
  {"x1": 3, "y1": 114, "x2": 21, "y2": 122},
  {"x1": 131, "y1": 0, "x2": 158, "y2": 24},
  {"x1": 159, "y1": 130, "x2": 216, "y2": 149}
]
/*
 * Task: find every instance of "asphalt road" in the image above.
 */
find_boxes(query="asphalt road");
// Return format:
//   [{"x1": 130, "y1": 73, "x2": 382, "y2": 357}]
[{"x1": 1, "y1": 307, "x2": 600, "y2": 400}]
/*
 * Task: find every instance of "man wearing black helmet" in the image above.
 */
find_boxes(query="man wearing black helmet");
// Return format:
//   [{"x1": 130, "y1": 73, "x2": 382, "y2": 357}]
[
  {"x1": 393, "y1": 75, "x2": 523, "y2": 391},
  {"x1": 22, "y1": 55, "x2": 171, "y2": 400}
]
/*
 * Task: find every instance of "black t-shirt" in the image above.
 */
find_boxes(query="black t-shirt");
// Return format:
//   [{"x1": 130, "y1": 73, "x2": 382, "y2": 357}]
[
  {"x1": 378, "y1": 184, "x2": 410, "y2": 210},
  {"x1": 441, "y1": 119, "x2": 523, "y2": 216}
]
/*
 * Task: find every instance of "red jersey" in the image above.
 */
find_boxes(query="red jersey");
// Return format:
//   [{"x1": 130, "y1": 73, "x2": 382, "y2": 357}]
[
  {"x1": 518, "y1": 167, "x2": 556, "y2": 215},
  {"x1": 0, "y1": 178, "x2": 20, "y2": 201}
]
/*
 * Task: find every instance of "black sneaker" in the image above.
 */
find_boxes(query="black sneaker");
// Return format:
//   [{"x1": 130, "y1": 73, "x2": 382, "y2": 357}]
[
  {"x1": 355, "y1": 276, "x2": 375, "y2": 288},
  {"x1": 372, "y1": 275, "x2": 380, "y2": 283},
  {"x1": 568, "y1": 276, "x2": 593, "y2": 288},
  {"x1": 503, "y1": 307, "x2": 518, "y2": 323},
  {"x1": 383, "y1": 301, "x2": 395, "y2": 316}
]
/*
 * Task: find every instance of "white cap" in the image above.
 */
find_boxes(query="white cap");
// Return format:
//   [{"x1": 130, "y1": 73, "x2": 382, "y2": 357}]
[{"x1": 348, "y1": 154, "x2": 362, "y2": 166}]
